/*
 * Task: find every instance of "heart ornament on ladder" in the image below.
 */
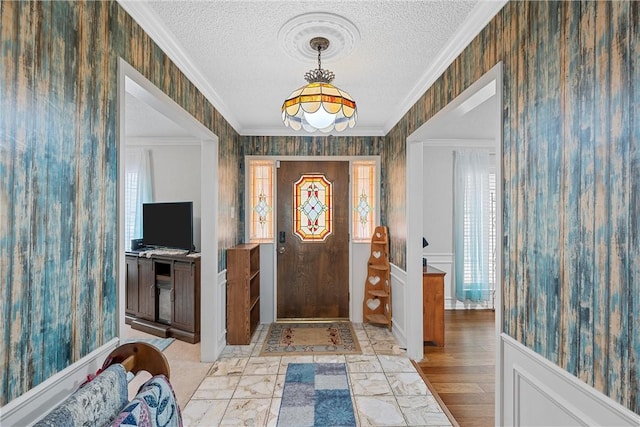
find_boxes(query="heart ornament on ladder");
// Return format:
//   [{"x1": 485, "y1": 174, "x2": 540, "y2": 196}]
[
  {"x1": 366, "y1": 298, "x2": 381, "y2": 311},
  {"x1": 368, "y1": 276, "x2": 381, "y2": 285}
]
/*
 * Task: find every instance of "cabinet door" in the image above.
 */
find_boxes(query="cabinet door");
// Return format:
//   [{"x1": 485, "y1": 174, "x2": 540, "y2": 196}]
[
  {"x1": 137, "y1": 258, "x2": 155, "y2": 321},
  {"x1": 125, "y1": 256, "x2": 139, "y2": 315},
  {"x1": 172, "y1": 261, "x2": 195, "y2": 332}
]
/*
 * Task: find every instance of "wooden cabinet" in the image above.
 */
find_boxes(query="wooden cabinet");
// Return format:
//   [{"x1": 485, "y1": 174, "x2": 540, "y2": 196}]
[
  {"x1": 171, "y1": 260, "x2": 201, "y2": 341},
  {"x1": 423, "y1": 265, "x2": 445, "y2": 346},
  {"x1": 226, "y1": 243, "x2": 260, "y2": 345},
  {"x1": 136, "y1": 258, "x2": 155, "y2": 321},
  {"x1": 125, "y1": 256, "x2": 139, "y2": 316},
  {"x1": 125, "y1": 253, "x2": 201, "y2": 343},
  {"x1": 363, "y1": 226, "x2": 392, "y2": 330}
]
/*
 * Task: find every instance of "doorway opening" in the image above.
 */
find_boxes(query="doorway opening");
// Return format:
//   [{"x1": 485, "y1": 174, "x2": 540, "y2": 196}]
[
  {"x1": 406, "y1": 62, "x2": 503, "y2": 423},
  {"x1": 117, "y1": 59, "x2": 221, "y2": 362}
]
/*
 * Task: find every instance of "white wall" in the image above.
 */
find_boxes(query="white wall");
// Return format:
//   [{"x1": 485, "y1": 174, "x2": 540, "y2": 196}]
[
  {"x1": 423, "y1": 146, "x2": 454, "y2": 255},
  {"x1": 351, "y1": 243, "x2": 370, "y2": 323},
  {"x1": 127, "y1": 138, "x2": 202, "y2": 251},
  {"x1": 422, "y1": 140, "x2": 495, "y2": 309},
  {"x1": 259, "y1": 243, "x2": 275, "y2": 324}
]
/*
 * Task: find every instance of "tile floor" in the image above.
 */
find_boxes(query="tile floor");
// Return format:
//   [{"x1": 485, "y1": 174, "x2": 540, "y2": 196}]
[{"x1": 180, "y1": 323, "x2": 452, "y2": 426}]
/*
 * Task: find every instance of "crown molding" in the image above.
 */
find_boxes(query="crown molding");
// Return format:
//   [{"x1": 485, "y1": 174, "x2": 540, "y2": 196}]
[
  {"x1": 117, "y1": 0, "x2": 241, "y2": 133},
  {"x1": 382, "y1": 0, "x2": 508, "y2": 135},
  {"x1": 118, "y1": 0, "x2": 505, "y2": 139}
]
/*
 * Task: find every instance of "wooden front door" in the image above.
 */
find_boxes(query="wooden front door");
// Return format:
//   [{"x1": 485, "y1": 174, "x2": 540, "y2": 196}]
[{"x1": 277, "y1": 161, "x2": 349, "y2": 319}]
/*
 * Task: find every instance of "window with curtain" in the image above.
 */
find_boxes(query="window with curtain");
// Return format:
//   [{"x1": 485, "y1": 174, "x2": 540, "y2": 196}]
[
  {"x1": 453, "y1": 149, "x2": 492, "y2": 303},
  {"x1": 124, "y1": 148, "x2": 153, "y2": 249}
]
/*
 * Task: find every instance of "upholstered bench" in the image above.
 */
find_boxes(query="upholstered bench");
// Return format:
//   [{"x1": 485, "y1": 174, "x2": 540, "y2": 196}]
[{"x1": 34, "y1": 342, "x2": 182, "y2": 427}]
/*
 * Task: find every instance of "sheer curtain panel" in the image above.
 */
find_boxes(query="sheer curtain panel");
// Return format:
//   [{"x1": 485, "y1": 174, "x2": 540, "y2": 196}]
[
  {"x1": 125, "y1": 148, "x2": 153, "y2": 248},
  {"x1": 453, "y1": 149, "x2": 490, "y2": 303}
]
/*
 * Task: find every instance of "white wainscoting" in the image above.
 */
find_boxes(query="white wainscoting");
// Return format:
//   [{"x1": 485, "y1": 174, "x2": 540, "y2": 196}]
[
  {"x1": 216, "y1": 269, "x2": 227, "y2": 356},
  {"x1": 351, "y1": 242, "x2": 370, "y2": 323},
  {"x1": 390, "y1": 263, "x2": 407, "y2": 349},
  {"x1": 500, "y1": 334, "x2": 639, "y2": 426},
  {"x1": 1, "y1": 338, "x2": 119, "y2": 426},
  {"x1": 259, "y1": 244, "x2": 275, "y2": 324}
]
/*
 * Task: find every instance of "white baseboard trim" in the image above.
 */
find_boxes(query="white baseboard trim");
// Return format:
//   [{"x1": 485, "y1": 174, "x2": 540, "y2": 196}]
[
  {"x1": 390, "y1": 263, "x2": 407, "y2": 349},
  {"x1": 1, "y1": 338, "x2": 119, "y2": 426},
  {"x1": 501, "y1": 334, "x2": 639, "y2": 426}
]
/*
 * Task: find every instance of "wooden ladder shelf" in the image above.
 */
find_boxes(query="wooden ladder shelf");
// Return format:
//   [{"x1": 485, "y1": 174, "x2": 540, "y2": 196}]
[{"x1": 363, "y1": 226, "x2": 392, "y2": 330}]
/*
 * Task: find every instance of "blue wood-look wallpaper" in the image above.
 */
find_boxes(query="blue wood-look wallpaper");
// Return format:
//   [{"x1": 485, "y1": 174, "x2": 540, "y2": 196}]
[
  {"x1": 2, "y1": 0, "x2": 638, "y2": 416},
  {"x1": 0, "y1": 0, "x2": 241, "y2": 405},
  {"x1": 384, "y1": 0, "x2": 639, "y2": 414}
]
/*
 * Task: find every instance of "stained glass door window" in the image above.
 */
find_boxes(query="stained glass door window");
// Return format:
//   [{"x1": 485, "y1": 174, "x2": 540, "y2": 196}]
[
  {"x1": 352, "y1": 160, "x2": 376, "y2": 241},
  {"x1": 293, "y1": 174, "x2": 333, "y2": 241},
  {"x1": 249, "y1": 160, "x2": 274, "y2": 242}
]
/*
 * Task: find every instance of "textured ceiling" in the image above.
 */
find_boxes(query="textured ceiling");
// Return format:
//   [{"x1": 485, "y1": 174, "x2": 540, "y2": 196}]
[{"x1": 121, "y1": 0, "x2": 505, "y2": 137}]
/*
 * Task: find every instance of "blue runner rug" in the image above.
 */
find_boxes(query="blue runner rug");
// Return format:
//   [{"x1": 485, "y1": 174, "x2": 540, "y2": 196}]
[{"x1": 277, "y1": 363, "x2": 356, "y2": 427}]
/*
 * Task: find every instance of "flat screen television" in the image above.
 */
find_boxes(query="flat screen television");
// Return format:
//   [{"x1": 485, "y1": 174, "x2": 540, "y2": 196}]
[{"x1": 142, "y1": 201, "x2": 194, "y2": 251}]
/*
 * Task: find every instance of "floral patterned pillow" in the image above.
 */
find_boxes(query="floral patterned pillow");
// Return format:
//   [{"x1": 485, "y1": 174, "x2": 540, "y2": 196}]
[{"x1": 110, "y1": 374, "x2": 182, "y2": 427}]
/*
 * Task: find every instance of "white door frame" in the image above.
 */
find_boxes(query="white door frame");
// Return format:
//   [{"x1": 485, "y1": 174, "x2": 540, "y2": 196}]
[
  {"x1": 117, "y1": 58, "x2": 221, "y2": 361},
  {"x1": 405, "y1": 62, "x2": 504, "y2": 424},
  {"x1": 245, "y1": 155, "x2": 381, "y2": 325}
]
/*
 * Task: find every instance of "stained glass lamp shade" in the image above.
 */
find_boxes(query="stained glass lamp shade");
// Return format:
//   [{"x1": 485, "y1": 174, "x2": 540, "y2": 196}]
[{"x1": 282, "y1": 37, "x2": 357, "y2": 133}]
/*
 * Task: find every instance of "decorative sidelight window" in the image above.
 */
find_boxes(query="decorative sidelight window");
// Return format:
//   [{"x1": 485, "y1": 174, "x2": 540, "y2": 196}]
[
  {"x1": 293, "y1": 174, "x2": 333, "y2": 241},
  {"x1": 352, "y1": 160, "x2": 377, "y2": 241},
  {"x1": 249, "y1": 160, "x2": 274, "y2": 242}
]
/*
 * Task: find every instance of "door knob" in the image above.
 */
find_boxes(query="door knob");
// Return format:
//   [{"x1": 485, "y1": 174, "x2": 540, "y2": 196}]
[{"x1": 278, "y1": 247, "x2": 286, "y2": 254}]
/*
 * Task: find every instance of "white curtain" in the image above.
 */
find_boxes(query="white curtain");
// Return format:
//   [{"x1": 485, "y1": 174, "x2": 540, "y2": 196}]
[
  {"x1": 125, "y1": 148, "x2": 153, "y2": 248},
  {"x1": 453, "y1": 149, "x2": 490, "y2": 303}
]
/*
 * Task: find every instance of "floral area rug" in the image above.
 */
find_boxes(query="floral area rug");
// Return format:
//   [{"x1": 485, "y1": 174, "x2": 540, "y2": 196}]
[
  {"x1": 260, "y1": 322, "x2": 361, "y2": 356},
  {"x1": 277, "y1": 363, "x2": 356, "y2": 427}
]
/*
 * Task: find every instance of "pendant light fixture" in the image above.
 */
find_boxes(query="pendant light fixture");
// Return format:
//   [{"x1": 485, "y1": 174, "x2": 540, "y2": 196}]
[{"x1": 281, "y1": 37, "x2": 357, "y2": 133}]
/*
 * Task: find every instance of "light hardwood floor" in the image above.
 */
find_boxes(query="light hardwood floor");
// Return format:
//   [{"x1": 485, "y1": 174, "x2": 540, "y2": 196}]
[{"x1": 417, "y1": 310, "x2": 496, "y2": 427}]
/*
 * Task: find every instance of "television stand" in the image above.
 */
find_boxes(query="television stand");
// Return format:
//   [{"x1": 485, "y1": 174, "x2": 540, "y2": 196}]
[{"x1": 125, "y1": 251, "x2": 200, "y2": 343}]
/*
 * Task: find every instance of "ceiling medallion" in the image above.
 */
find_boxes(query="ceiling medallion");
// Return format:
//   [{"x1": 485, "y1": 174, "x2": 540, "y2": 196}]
[
  {"x1": 281, "y1": 36, "x2": 357, "y2": 133},
  {"x1": 278, "y1": 12, "x2": 360, "y2": 62}
]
